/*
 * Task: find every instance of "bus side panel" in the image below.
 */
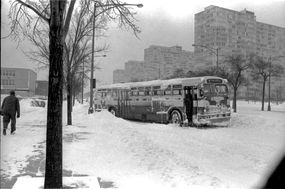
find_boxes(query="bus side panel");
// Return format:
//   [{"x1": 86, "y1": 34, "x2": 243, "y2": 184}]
[
  {"x1": 117, "y1": 90, "x2": 131, "y2": 119},
  {"x1": 128, "y1": 96, "x2": 152, "y2": 121}
]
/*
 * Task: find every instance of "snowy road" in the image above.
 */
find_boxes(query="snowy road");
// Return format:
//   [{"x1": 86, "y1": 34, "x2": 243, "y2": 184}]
[{"x1": 1, "y1": 100, "x2": 285, "y2": 188}]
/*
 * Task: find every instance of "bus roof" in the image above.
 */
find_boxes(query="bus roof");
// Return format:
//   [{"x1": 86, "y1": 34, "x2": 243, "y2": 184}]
[{"x1": 97, "y1": 76, "x2": 227, "y2": 90}]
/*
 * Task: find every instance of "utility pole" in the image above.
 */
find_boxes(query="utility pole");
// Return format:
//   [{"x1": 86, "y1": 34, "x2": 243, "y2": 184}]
[
  {"x1": 81, "y1": 62, "x2": 84, "y2": 104},
  {"x1": 267, "y1": 57, "x2": 272, "y2": 111},
  {"x1": 88, "y1": 2, "x2": 142, "y2": 114},
  {"x1": 88, "y1": 1, "x2": 97, "y2": 114},
  {"x1": 192, "y1": 44, "x2": 220, "y2": 72}
]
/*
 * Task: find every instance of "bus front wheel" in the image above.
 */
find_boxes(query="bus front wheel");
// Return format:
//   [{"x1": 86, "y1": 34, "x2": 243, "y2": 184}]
[
  {"x1": 169, "y1": 110, "x2": 182, "y2": 126},
  {"x1": 109, "y1": 108, "x2": 116, "y2": 116}
]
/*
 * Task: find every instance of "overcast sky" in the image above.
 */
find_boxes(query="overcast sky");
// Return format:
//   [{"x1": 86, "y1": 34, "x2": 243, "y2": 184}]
[{"x1": 1, "y1": 0, "x2": 285, "y2": 85}]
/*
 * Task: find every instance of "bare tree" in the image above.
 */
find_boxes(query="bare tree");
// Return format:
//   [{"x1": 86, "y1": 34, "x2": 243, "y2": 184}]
[
  {"x1": 220, "y1": 54, "x2": 250, "y2": 112},
  {"x1": 64, "y1": 0, "x2": 109, "y2": 125},
  {"x1": 9, "y1": 0, "x2": 142, "y2": 187},
  {"x1": 20, "y1": 0, "x2": 107, "y2": 125},
  {"x1": 14, "y1": 0, "x2": 141, "y2": 125},
  {"x1": 167, "y1": 68, "x2": 186, "y2": 79},
  {"x1": 9, "y1": 0, "x2": 76, "y2": 187},
  {"x1": 250, "y1": 56, "x2": 284, "y2": 111}
]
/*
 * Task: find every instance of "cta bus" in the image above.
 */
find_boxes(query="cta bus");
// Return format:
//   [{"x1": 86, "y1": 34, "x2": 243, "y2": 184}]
[{"x1": 93, "y1": 76, "x2": 231, "y2": 126}]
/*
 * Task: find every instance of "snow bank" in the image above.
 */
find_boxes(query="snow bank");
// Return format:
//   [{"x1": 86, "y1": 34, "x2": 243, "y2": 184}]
[{"x1": 1, "y1": 100, "x2": 284, "y2": 189}]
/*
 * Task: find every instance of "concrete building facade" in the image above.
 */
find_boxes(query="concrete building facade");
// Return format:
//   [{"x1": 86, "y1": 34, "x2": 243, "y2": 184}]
[
  {"x1": 35, "y1": 80, "x2": 48, "y2": 97},
  {"x1": 113, "y1": 69, "x2": 127, "y2": 83},
  {"x1": 1, "y1": 67, "x2": 37, "y2": 97},
  {"x1": 194, "y1": 5, "x2": 285, "y2": 100},
  {"x1": 125, "y1": 60, "x2": 145, "y2": 82},
  {"x1": 194, "y1": 5, "x2": 285, "y2": 65},
  {"x1": 144, "y1": 45, "x2": 194, "y2": 80},
  {"x1": 113, "y1": 45, "x2": 194, "y2": 83}
]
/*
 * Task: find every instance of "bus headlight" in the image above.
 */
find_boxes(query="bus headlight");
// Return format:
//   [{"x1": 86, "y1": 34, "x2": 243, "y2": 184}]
[{"x1": 228, "y1": 107, "x2": 231, "y2": 112}]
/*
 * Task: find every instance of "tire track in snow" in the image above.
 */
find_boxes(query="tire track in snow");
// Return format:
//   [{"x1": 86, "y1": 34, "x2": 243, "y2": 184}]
[{"x1": 113, "y1": 122, "x2": 229, "y2": 188}]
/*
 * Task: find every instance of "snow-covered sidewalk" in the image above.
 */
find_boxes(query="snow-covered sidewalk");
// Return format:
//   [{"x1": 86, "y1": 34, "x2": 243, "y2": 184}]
[{"x1": 1, "y1": 100, "x2": 285, "y2": 188}]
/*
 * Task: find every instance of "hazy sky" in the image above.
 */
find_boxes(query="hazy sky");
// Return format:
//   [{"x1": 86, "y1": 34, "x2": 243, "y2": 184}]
[{"x1": 1, "y1": 0, "x2": 285, "y2": 85}]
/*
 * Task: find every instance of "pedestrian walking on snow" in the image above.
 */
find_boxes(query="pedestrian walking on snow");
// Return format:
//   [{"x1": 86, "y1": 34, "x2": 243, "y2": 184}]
[{"x1": 1, "y1": 90, "x2": 20, "y2": 135}]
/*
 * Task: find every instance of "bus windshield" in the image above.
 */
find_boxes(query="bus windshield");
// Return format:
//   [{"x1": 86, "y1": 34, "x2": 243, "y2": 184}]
[
  {"x1": 203, "y1": 84, "x2": 228, "y2": 94},
  {"x1": 215, "y1": 84, "x2": 228, "y2": 93}
]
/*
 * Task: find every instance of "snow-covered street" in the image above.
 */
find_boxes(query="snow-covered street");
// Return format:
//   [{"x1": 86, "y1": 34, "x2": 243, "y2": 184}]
[{"x1": 1, "y1": 99, "x2": 285, "y2": 188}]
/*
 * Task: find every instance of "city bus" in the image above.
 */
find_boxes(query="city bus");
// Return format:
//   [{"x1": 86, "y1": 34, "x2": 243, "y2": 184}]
[{"x1": 93, "y1": 76, "x2": 231, "y2": 126}]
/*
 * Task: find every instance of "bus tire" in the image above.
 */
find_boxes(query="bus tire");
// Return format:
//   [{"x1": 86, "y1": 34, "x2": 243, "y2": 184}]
[
  {"x1": 169, "y1": 110, "x2": 182, "y2": 126},
  {"x1": 109, "y1": 107, "x2": 116, "y2": 116}
]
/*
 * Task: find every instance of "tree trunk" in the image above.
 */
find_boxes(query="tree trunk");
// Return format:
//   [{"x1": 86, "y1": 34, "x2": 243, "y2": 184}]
[
  {"x1": 233, "y1": 87, "x2": 237, "y2": 113},
  {"x1": 261, "y1": 79, "x2": 266, "y2": 111},
  {"x1": 72, "y1": 87, "x2": 76, "y2": 106},
  {"x1": 44, "y1": 0, "x2": 66, "y2": 188},
  {"x1": 67, "y1": 72, "x2": 72, "y2": 125}
]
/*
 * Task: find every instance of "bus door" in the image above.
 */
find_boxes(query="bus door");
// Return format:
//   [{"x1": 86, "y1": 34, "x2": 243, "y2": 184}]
[
  {"x1": 117, "y1": 89, "x2": 130, "y2": 118},
  {"x1": 183, "y1": 86, "x2": 196, "y2": 124}
]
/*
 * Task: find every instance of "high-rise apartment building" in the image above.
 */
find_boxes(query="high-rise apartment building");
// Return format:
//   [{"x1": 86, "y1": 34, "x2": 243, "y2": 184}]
[
  {"x1": 144, "y1": 45, "x2": 194, "y2": 80},
  {"x1": 194, "y1": 5, "x2": 285, "y2": 67},
  {"x1": 194, "y1": 5, "x2": 285, "y2": 100},
  {"x1": 113, "y1": 45, "x2": 194, "y2": 83},
  {"x1": 125, "y1": 60, "x2": 145, "y2": 82},
  {"x1": 113, "y1": 69, "x2": 127, "y2": 83}
]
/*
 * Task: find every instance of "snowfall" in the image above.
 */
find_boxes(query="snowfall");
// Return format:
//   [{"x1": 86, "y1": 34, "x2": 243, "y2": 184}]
[{"x1": 1, "y1": 97, "x2": 285, "y2": 189}]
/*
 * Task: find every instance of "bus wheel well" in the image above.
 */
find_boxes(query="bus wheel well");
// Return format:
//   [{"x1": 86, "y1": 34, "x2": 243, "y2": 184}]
[
  {"x1": 168, "y1": 108, "x2": 183, "y2": 125},
  {"x1": 108, "y1": 106, "x2": 117, "y2": 116}
]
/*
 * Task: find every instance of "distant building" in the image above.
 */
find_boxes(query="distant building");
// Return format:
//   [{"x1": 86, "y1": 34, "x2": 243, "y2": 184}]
[
  {"x1": 35, "y1": 80, "x2": 48, "y2": 97},
  {"x1": 125, "y1": 60, "x2": 144, "y2": 82},
  {"x1": 113, "y1": 45, "x2": 194, "y2": 83},
  {"x1": 194, "y1": 5, "x2": 285, "y2": 100},
  {"x1": 144, "y1": 45, "x2": 194, "y2": 80},
  {"x1": 1, "y1": 67, "x2": 37, "y2": 97},
  {"x1": 194, "y1": 5, "x2": 285, "y2": 65},
  {"x1": 113, "y1": 69, "x2": 127, "y2": 83}
]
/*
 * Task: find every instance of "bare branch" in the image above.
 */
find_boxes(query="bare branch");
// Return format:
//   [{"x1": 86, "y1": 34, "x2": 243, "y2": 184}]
[{"x1": 14, "y1": 0, "x2": 49, "y2": 23}]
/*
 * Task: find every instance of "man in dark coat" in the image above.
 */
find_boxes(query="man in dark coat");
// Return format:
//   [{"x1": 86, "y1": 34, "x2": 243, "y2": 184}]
[
  {"x1": 1, "y1": 90, "x2": 20, "y2": 135},
  {"x1": 184, "y1": 91, "x2": 193, "y2": 126}
]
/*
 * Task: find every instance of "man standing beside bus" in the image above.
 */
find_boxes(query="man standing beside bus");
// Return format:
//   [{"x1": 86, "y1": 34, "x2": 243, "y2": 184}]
[
  {"x1": 1, "y1": 90, "x2": 20, "y2": 135},
  {"x1": 184, "y1": 91, "x2": 193, "y2": 126}
]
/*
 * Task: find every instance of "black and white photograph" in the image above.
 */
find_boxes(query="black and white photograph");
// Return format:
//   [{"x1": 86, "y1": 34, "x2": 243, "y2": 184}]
[{"x1": 1, "y1": 0, "x2": 285, "y2": 188}]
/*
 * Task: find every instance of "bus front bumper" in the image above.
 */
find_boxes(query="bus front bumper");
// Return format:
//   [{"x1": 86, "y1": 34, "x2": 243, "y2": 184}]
[{"x1": 194, "y1": 113, "x2": 231, "y2": 127}]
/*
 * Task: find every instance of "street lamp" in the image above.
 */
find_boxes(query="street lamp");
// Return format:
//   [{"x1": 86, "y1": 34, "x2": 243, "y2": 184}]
[
  {"x1": 82, "y1": 55, "x2": 106, "y2": 104},
  {"x1": 267, "y1": 55, "x2": 285, "y2": 111},
  {"x1": 88, "y1": 52, "x2": 106, "y2": 113},
  {"x1": 192, "y1": 44, "x2": 220, "y2": 71},
  {"x1": 88, "y1": 1, "x2": 143, "y2": 114}
]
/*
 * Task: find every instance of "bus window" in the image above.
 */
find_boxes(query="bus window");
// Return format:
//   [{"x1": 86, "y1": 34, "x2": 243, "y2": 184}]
[
  {"x1": 153, "y1": 86, "x2": 161, "y2": 96},
  {"x1": 173, "y1": 90, "x2": 181, "y2": 95},
  {"x1": 112, "y1": 91, "x2": 117, "y2": 97},
  {"x1": 199, "y1": 89, "x2": 204, "y2": 98},
  {"x1": 101, "y1": 92, "x2": 106, "y2": 97},
  {"x1": 164, "y1": 85, "x2": 172, "y2": 95},
  {"x1": 173, "y1": 84, "x2": 182, "y2": 95},
  {"x1": 138, "y1": 87, "x2": 145, "y2": 96},
  {"x1": 215, "y1": 84, "x2": 228, "y2": 93},
  {"x1": 164, "y1": 90, "x2": 172, "y2": 95},
  {"x1": 95, "y1": 92, "x2": 101, "y2": 100},
  {"x1": 132, "y1": 91, "x2": 138, "y2": 96},
  {"x1": 145, "y1": 86, "x2": 151, "y2": 96},
  {"x1": 203, "y1": 84, "x2": 212, "y2": 94},
  {"x1": 130, "y1": 87, "x2": 138, "y2": 96}
]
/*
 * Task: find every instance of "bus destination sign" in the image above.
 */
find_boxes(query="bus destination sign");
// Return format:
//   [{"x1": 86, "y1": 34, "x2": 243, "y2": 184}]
[{"x1": 207, "y1": 79, "x2": 223, "y2": 83}]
